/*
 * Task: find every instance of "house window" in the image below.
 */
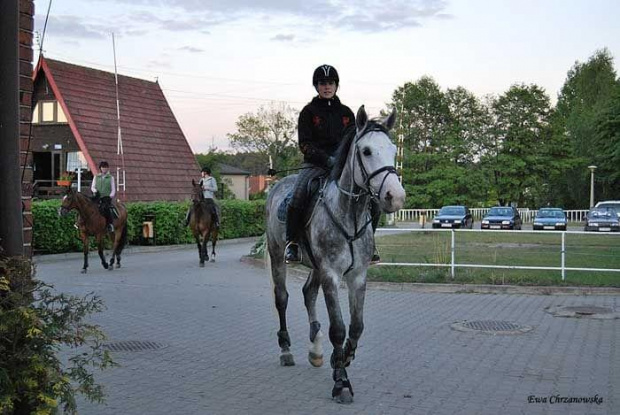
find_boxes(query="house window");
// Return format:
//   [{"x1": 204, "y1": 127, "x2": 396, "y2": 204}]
[
  {"x1": 66, "y1": 151, "x2": 88, "y2": 172},
  {"x1": 32, "y1": 101, "x2": 68, "y2": 124},
  {"x1": 42, "y1": 102, "x2": 54, "y2": 122}
]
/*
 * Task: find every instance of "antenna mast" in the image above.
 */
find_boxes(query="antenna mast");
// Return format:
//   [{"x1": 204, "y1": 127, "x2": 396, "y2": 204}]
[{"x1": 112, "y1": 33, "x2": 126, "y2": 198}]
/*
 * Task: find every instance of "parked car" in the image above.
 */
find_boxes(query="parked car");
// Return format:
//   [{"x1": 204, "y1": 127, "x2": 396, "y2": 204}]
[
  {"x1": 595, "y1": 200, "x2": 620, "y2": 218},
  {"x1": 432, "y1": 205, "x2": 473, "y2": 229},
  {"x1": 481, "y1": 206, "x2": 522, "y2": 230},
  {"x1": 533, "y1": 208, "x2": 567, "y2": 231},
  {"x1": 584, "y1": 207, "x2": 620, "y2": 232}
]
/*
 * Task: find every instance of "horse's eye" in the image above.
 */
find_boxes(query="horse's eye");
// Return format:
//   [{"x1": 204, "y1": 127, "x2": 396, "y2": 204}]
[{"x1": 362, "y1": 147, "x2": 372, "y2": 156}]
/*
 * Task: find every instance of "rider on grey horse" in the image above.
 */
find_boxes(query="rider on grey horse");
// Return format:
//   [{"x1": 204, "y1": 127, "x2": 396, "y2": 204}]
[{"x1": 285, "y1": 64, "x2": 381, "y2": 264}]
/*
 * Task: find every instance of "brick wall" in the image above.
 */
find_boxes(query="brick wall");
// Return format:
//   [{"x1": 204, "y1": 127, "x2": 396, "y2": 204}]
[{"x1": 19, "y1": 0, "x2": 34, "y2": 256}]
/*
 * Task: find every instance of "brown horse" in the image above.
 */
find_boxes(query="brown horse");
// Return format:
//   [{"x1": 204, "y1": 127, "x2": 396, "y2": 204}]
[
  {"x1": 190, "y1": 180, "x2": 218, "y2": 267},
  {"x1": 59, "y1": 188, "x2": 128, "y2": 273}
]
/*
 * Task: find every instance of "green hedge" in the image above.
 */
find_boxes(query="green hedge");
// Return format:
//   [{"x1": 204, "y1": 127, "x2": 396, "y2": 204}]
[{"x1": 32, "y1": 199, "x2": 266, "y2": 254}]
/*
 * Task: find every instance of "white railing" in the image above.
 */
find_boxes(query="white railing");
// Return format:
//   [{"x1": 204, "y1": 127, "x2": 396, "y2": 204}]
[
  {"x1": 376, "y1": 228, "x2": 620, "y2": 281},
  {"x1": 396, "y1": 208, "x2": 590, "y2": 223}
]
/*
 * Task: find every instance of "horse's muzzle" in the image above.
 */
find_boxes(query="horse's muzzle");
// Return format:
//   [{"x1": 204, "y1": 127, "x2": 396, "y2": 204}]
[
  {"x1": 379, "y1": 182, "x2": 406, "y2": 213},
  {"x1": 58, "y1": 207, "x2": 69, "y2": 217}
]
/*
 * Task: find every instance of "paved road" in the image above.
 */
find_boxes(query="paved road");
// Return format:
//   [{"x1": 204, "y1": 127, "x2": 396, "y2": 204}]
[{"x1": 35, "y1": 241, "x2": 618, "y2": 415}]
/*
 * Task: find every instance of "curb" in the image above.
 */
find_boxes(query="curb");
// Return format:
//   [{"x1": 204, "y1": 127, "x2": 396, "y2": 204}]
[
  {"x1": 240, "y1": 256, "x2": 620, "y2": 296},
  {"x1": 33, "y1": 237, "x2": 260, "y2": 264}
]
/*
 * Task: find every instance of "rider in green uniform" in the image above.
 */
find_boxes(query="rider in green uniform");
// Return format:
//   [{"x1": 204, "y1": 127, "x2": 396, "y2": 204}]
[{"x1": 91, "y1": 161, "x2": 116, "y2": 232}]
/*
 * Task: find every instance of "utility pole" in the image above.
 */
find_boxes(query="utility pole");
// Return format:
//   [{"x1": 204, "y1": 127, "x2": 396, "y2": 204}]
[
  {"x1": 0, "y1": 0, "x2": 24, "y2": 256},
  {"x1": 588, "y1": 165, "x2": 597, "y2": 208}
]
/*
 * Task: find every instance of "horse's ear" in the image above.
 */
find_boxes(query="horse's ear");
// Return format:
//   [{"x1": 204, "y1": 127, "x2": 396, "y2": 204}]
[
  {"x1": 385, "y1": 108, "x2": 397, "y2": 130},
  {"x1": 356, "y1": 105, "x2": 368, "y2": 130}
]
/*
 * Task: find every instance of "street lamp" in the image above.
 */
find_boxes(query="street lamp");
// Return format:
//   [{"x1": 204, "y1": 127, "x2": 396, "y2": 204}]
[{"x1": 588, "y1": 165, "x2": 597, "y2": 208}]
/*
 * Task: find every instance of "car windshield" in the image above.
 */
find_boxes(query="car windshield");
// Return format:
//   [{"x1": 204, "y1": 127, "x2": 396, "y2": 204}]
[
  {"x1": 439, "y1": 207, "x2": 465, "y2": 215},
  {"x1": 596, "y1": 202, "x2": 620, "y2": 211},
  {"x1": 589, "y1": 207, "x2": 617, "y2": 218},
  {"x1": 538, "y1": 210, "x2": 564, "y2": 218},
  {"x1": 488, "y1": 207, "x2": 512, "y2": 216}
]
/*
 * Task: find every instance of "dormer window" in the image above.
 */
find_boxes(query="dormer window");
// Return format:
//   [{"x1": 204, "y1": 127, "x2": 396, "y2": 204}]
[{"x1": 32, "y1": 101, "x2": 68, "y2": 124}]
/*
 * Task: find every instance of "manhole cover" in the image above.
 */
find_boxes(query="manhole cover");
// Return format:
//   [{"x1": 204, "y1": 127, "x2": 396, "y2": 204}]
[
  {"x1": 545, "y1": 305, "x2": 619, "y2": 320},
  {"x1": 451, "y1": 320, "x2": 533, "y2": 335},
  {"x1": 103, "y1": 341, "x2": 168, "y2": 352}
]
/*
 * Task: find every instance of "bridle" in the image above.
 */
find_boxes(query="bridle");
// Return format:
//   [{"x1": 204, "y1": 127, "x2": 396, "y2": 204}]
[
  {"x1": 338, "y1": 122, "x2": 398, "y2": 200},
  {"x1": 320, "y1": 121, "x2": 398, "y2": 274}
]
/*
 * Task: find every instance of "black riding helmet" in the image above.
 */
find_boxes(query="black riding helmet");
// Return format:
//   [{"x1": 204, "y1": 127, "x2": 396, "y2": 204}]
[
  {"x1": 312, "y1": 64, "x2": 339, "y2": 89},
  {"x1": 99, "y1": 161, "x2": 109, "y2": 168},
  {"x1": 201, "y1": 166, "x2": 211, "y2": 174}
]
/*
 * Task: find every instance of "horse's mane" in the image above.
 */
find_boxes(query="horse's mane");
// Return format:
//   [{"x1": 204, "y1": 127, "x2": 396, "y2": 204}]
[
  {"x1": 329, "y1": 120, "x2": 387, "y2": 182},
  {"x1": 329, "y1": 124, "x2": 357, "y2": 181}
]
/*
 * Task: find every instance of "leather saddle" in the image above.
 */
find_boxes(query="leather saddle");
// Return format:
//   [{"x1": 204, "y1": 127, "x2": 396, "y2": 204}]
[{"x1": 277, "y1": 175, "x2": 326, "y2": 223}]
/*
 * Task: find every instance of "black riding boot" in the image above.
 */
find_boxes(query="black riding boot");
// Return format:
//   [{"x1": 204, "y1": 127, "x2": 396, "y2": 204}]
[
  {"x1": 105, "y1": 211, "x2": 114, "y2": 232},
  {"x1": 370, "y1": 201, "x2": 381, "y2": 264},
  {"x1": 285, "y1": 205, "x2": 302, "y2": 263},
  {"x1": 213, "y1": 209, "x2": 220, "y2": 229}
]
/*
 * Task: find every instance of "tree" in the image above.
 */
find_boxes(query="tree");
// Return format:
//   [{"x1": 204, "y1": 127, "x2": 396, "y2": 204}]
[
  {"x1": 227, "y1": 102, "x2": 301, "y2": 176},
  {"x1": 392, "y1": 78, "x2": 491, "y2": 207},
  {"x1": 593, "y1": 82, "x2": 620, "y2": 199},
  {"x1": 481, "y1": 84, "x2": 554, "y2": 206},
  {"x1": 552, "y1": 48, "x2": 618, "y2": 207}
]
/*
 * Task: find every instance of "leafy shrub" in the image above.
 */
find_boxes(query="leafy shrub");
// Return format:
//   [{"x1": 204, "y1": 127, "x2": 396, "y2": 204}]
[
  {"x1": 32, "y1": 199, "x2": 266, "y2": 254},
  {"x1": 0, "y1": 256, "x2": 114, "y2": 414}
]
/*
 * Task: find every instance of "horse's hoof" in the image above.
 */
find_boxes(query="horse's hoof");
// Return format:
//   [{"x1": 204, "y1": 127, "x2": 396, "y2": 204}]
[
  {"x1": 280, "y1": 352, "x2": 295, "y2": 366},
  {"x1": 103, "y1": 264, "x2": 109, "y2": 270},
  {"x1": 116, "y1": 263, "x2": 121, "y2": 269},
  {"x1": 81, "y1": 269, "x2": 87, "y2": 274},
  {"x1": 308, "y1": 352, "x2": 323, "y2": 367},
  {"x1": 332, "y1": 389, "x2": 354, "y2": 404},
  {"x1": 199, "y1": 262, "x2": 205, "y2": 268},
  {"x1": 108, "y1": 266, "x2": 113, "y2": 271},
  {"x1": 210, "y1": 258, "x2": 215, "y2": 263}
]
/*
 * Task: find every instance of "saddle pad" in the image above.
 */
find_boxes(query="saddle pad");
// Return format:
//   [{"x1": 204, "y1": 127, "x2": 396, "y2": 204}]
[{"x1": 277, "y1": 193, "x2": 293, "y2": 222}]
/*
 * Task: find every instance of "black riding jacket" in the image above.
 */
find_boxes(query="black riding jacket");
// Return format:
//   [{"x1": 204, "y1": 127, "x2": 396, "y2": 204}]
[{"x1": 298, "y1": 95, "x2": 355, "y2": 168}]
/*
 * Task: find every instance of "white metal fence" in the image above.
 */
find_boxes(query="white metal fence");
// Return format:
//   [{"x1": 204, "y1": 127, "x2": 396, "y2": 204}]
[
  {"x1": 396, "y1": 208, "x2": 590, "y2": 223},
  {"x1": 376, "y1": 228, "x2": 620, "y2": 281}
]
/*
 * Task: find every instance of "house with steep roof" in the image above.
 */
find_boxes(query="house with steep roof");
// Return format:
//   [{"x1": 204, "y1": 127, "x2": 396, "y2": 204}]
[{"x1": 30, "y1": 56, "x2": 200, "y2": 201}]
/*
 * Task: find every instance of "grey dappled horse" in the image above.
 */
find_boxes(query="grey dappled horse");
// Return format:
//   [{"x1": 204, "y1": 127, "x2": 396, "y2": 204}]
[{"x1": 265, "y1": 106, "x2": 406, "y2": 403}]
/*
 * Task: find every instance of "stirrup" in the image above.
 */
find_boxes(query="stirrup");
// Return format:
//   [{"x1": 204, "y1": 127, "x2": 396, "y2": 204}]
[{"x1": 285, "y1": 242, "x2": 301, "y2": 263}]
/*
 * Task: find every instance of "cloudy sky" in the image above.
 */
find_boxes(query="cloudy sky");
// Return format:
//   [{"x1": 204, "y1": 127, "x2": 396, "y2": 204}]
[{"x1": 35, "y1": 0, "x2": 620, "y2": 153}]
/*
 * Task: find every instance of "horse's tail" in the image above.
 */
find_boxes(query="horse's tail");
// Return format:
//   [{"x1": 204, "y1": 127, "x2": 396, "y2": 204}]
[
  {"x1": 264, "y1": 234, "x2": 272, "y2": 276},
  {"x1": 117, "y1": 223, "x2": 128, "y2": 254}
]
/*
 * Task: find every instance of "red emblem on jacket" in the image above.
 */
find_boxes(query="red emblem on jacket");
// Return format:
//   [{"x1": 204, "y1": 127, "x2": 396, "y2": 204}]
[
  {"x1": 342, "y1": 116, "x2": 350, "y2": 126},
  {"x1": 312, "y1": 115, "x2": 321, "y2": 126}
]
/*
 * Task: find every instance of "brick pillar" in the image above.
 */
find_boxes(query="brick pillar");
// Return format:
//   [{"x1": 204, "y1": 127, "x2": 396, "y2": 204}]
[{"x1": 20, "y1": 0, "x2": 34, "y2": 256}]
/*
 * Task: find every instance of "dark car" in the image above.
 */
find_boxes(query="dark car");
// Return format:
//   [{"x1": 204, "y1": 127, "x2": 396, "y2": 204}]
[
  {"x1": 595, "y1": 201, "x2": 620, "y2": 219},
  {"x1": 481, "y1": 206, "x2": 522, "y2": 230},
  {"x1": 533, "y1": 208, "x2": 567, "y2": 231},
  {"x1": 584, "y1": 207, "x2": 620, "y2": 232},
  {"x1": 432, "y1": 205, "x2": 473, "y2": 229}
]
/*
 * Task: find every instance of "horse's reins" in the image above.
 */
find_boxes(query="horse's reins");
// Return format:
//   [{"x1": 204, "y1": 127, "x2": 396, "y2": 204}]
[
  {"x1": 268, "y1": 165, "x2": 315, "y2": 177},
  {"x1": 320, "y1": 122, "x2": 398, "y2": 274}
]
